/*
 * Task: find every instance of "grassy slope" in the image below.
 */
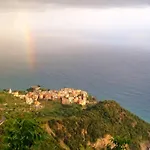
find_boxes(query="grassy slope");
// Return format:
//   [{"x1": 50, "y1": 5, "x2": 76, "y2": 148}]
[
  {"x1": 0, "y1": 92, "x2": 63, "y2": 150},
  {"x1": 1, "y1": 92, "x2": 150, "y2": 150},
  {"x1": 48, "y1": 101, "x2": 150, "y2": 150}
]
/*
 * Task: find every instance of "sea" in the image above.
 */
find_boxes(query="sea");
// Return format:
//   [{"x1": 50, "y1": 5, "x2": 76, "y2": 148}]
[
  {"x1": 0, "y1": 1, "x2": 150, "y2": 122},
  {"x1": 0, "y1": 42, "x2": 150, "y2": 123}
]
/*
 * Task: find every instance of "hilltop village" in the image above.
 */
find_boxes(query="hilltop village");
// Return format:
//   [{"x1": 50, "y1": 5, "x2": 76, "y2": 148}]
[
  {"x1": 2, "y1": 87, "x2": 150, "y2": 150},
  {"x1": 8, "y1": 86, "x2": 97, "y2": 107}
]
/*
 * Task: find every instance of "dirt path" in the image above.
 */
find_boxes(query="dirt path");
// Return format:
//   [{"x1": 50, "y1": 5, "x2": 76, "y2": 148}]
[{"x1": 0, "y1": 116, "x2": 5, "y2": 126}]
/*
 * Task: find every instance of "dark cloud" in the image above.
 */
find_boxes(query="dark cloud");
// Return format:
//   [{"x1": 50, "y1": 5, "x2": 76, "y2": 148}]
[
  {"x1": 0, "y1": 0, "x2": 150, "y2": 10},
  {"x1": 40, "y1": 0, "x2": 150, "y2": 7}
]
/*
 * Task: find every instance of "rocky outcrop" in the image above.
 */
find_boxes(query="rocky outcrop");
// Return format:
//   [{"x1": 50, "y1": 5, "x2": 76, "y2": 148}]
[
  {"x1": 140, "y1": 141, "x2": 150, "y2": 150},
  {"x1": 88, "y1": 135, "x2": 113, "y2": 149}
]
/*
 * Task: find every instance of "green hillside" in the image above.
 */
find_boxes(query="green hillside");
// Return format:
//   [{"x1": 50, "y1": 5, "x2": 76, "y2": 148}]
[
  {"x1": 0, "y1": 92, "x2": 150, "y2": 149},
  {"x1": 48, "y1": 101, "x2": 150, "y2": 150}
]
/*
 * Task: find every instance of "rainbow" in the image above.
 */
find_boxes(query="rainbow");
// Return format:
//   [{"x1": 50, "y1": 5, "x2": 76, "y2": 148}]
[
  {"x1": 24, "y1": 25, "x2": 36, "y2": 70},
  {"x1": 17, "y1": 12, "x2": 36, "y2": 70}
]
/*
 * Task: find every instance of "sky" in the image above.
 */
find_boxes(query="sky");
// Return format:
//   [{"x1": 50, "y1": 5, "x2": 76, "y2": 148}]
[
  {"x1": 0, "y1": 0, "x2": 150, "y2": 71},
  {"x1": 1, "y1": 1, "x2": 150, "y2": 121},
  {"x1": 0, "y1": 0, "x2": 150, "y2": 9}
]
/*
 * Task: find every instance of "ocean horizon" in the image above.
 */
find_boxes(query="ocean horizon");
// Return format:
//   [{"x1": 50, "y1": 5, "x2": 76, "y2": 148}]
[
  {"x1": 0, "y1": 4, "x2": 150, "y2": 122},
  {"x1": 1, "y1": 45, "x2": 150, "y2": 122}
]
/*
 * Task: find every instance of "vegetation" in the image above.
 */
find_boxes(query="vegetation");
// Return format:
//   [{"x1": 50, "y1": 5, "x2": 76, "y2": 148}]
[
  {"x1": 2, "y1": 116, "x2": 45, "y2": 150},
  {"x1": 38, "y1": 101, "x2": 82, "y2": 119},
  {"x1": 0, "y1": 114, "x2": 62, "y2": 150},
  {"x1": 0, "y1": 92, "x2": 150, "y2": 150},
  {"x1": 48, "y1": 101, "x2": 150, "y2": 150},
  {"x1": 106, "y1": 136, "x2": 130, "y2": 150}
]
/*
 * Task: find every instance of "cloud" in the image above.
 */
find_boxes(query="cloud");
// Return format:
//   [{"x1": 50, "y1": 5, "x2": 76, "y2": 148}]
[
  {"x1": 0, "y1": 0, "x2": 150, "y2": 11},
  {"x1": 35, "y1": 0, "x2": 150, "y2": 7}
]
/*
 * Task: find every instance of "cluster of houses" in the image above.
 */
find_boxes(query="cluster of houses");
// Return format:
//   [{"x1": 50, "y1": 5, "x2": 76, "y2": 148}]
[{"x1": 8, "y1": 86, "x2": 92, "y2": 107}]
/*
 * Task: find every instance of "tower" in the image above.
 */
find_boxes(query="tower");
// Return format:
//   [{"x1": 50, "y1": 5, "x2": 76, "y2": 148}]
[{"x1": 8, "y1": 89, "x2": 12, "y2": 94}]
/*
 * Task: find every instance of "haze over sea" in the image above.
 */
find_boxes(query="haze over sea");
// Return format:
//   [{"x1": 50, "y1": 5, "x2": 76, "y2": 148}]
[{"x1": 0, "y1": 0, "x2": 150, "y2": 122}]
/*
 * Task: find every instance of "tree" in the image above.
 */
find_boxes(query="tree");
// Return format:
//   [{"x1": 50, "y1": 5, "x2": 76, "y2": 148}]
[
  {"x1": 2, "y1": 115, "x2": 46, "y2": 150},
  {"x1": 106, "y1": 136, "x2": 130, "y2": 150},
  {"x1": 26, "y1": 87, "x2": 34, "y2": 92}
]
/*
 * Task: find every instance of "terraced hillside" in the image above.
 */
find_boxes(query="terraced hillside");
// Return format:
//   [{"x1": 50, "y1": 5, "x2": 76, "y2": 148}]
[{"x1": 0, "y1": 91, "x2": 150, "y2": 149}]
